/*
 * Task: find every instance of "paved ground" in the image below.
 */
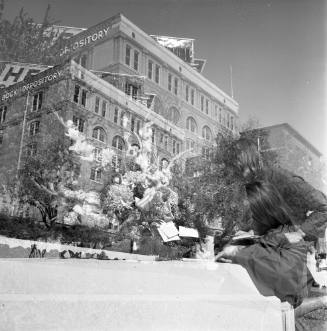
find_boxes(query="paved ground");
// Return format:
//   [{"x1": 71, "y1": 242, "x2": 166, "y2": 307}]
[{"x1": 0, "y1": 258, "x2": 285, "y2": 331}]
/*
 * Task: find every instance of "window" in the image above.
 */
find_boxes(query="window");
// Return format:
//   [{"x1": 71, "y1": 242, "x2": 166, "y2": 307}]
[
  {"x1": 124, "y1": 83, "x2": 138, "y2": 99},
  {"x1": 114, "y1": 107, "x2": 119, "y2": 124},
  {"x1": 151, "y1": 128, "x2": 155, "y2": 144},
  {"x1": 29, "y1": 121, "x2": 40, "y2": 136},
  {"x1": 168, "y1": 106, "x2": 180, "y2": 125},
  {"x1": 81, "y1": 89, "x2": 87, "y2": 107},
  {"x1": 95, "y1": 96, "x2": 100, "y2": 113},
  {"x1": 227, "y1": 113, "x2": 230, "y2": 128},
  {"x1": 168, "y1": 74, "x2": 172, "y2": 91},
  {"x1": 202, "y1": 146, "x2": 211, "y2": 160},
  {"x1": 125, "y1": 44, "x2": 131, "y2": 66},
  {"x1": 186, "y1": 139, "x2": 195, "y2": 151},
  {"x1": 136, "y1": 120, "x2": 141, "y2": 134},
  {"x1": 164, "y1": 136, "x2": 168, "y2": 150},
  {"x1": 102, "y1": 100, "x2": 107, "y2": 117},
  {"x1": 231, "y1": 116, "x2": 234, "y2": 130},
  {"x1": 73, "y1": 84, "x2": 87, "y2": 107},
  {"x1": 202, "y1": 126, "x2": 212, "y2": 141},
  {"x1": 73, "y1": 116, "x2": 85, "y2": 132},
  {"x1": 92, "y1": 127, "x2": 105, "y2": 142},
  {"x1": 131, "y1": 116, "x2": 135, "y2": 132},
  {"x1": 200, "y1": 95, "x2": 204, "y2": 112},
  {"x1": 0, "y1": 130, "x2": 3, "y2": 145},
  {"x1": 174, "y1": 78, "x2": 178, "y2": 95},
  {"x1": 73, "y1": 85, "x2": 80, "y2": 103},
  {"x1": 120, "y1": 112, "x2": 125, "y2": 127},
  {"x1": 133, "y1": 50, "x2": 139, "y2": 71},
  {"x1": 176, "y1": 142, "x2": 180, "y2": 154},
  {"x1": 214, "y1": 105, "x2": 218, "y2": 120},
  {"x1": 0, "y1": 105, "x2": 7, "y2": 123},
  {"x1": 32, "y1": 92, "x2": 43, "y2": 111},
  {"x1": 148, "y1": 60, "x2": 153, "y2": 80},
  {"x1": 219, "y1": 107, "x2": 222, "y2": 123},
  {"x1": 27, "y1": 142, "x2": 37, "y2": 156},
  {"x1": 172, "y1": 140, "x2": 176, "y2": 154},
  {"x1": 191, "y1": 89, "x2": 194, "y2": 106},
  {"x1": 205, "y1": 99, "x2": 209, "y2": 115},
  {"x1": 186, "y1": 117, "x2": 197, "y2": 133},
  {"x1": 93, "y1": 147, "x2": 103, "y2": 162},
  {"x1": 112, "y1": 135, "x2": 125, "y2": 151},
  {"x1": 80, "y1": 54, "x2": 87, "y2": 68},
  {"x1": 112, "y1": 155, "x2": 122, "y2": 171},
  {"x1": 160, "y1": 133, "x2": 164, "y2": 144},
  {"x1": 90, "y1": 168, "x2": 101, "y2": 182},
  {"x1": 185, "y1": 85, "x2": 189, "y2": 102},
  {"x1": 155, "y1": 64, "x2": 160, "y2": 84}
]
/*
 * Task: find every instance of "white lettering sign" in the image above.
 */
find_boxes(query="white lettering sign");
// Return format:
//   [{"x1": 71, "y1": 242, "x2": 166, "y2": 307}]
[
  {"x1": 60, "y1": 26, "x2": 112, "y2": 56},
  {"x1": 1, "y1": 70, "x2": 65, "y2": 102},
  {"x1": 0, "y1": 63, "x2": 50, "y2": 88}
]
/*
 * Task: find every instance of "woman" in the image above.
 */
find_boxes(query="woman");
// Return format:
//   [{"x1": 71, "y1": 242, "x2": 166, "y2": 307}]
[
  {"x1": 232, "y1": 137, "x2": 327, "y2": 243},
  {"x1": 216, "y1": 181, "x2": 326, "y2": 330}
]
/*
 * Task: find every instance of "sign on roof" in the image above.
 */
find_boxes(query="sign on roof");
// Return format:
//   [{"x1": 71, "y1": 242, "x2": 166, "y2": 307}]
[
  {"x1": 0, "y1": 64, "x2": 67, "y2": 102},
  {"x1": 59, "y1": 17, "x2": 119, "y2": 57},
  {"x1": 151, "y1": 35, "x2": 194, "y2": 64},
  {"x1": 0, "y1": 62, "x2": 51, "y2": 88}
]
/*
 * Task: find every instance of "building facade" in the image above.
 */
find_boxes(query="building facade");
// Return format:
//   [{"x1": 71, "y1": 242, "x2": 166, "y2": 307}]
[
  {"x1": 60, "y1": 14, "x2": 239, "y2": 157},
  {"x1": 255, "y1": 123, "x2": 326, "y2": 193},
  {"x1": 0, "y1": 14, "x2": 239, "y2": 221}
]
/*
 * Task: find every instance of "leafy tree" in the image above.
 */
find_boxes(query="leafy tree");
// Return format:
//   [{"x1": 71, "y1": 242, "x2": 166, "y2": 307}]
[
  {"x1": 17, "y1": 135, "x2": 79, "y2": 228},
  {"x1": 178, "y1": 118, "x2": 279, "y2": 249},
  {"x1": 0, "y1": 4, "x2": 66, "y2": 65},
  {"x1": 169, "y1": 162, "x2": 209, "y2": 239}
]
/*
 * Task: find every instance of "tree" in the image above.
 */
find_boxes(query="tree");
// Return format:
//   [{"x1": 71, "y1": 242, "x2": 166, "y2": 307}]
[
  {"x1": 0, "y1": 4, "x2": 66, "y2": 65},
  {"x1": 180, "y1": 118, "x2": 279, "y2": 250},
  {"x1": 169, "y1": 162, "x2": 209, "y2": 239},
  {"x1": 17, "y1": 134, "x2": 79, "y2": 228}
]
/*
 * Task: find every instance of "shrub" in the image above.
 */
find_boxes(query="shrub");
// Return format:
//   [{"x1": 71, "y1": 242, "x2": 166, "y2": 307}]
[{"x1": 0, "y1": 213, "x2": 112, "y2": 248}]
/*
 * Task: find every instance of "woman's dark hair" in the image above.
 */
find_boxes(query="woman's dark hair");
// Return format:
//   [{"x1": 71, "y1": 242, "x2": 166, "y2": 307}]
[
  {"x1": 245, "y1": 181, "x2": 294, "y2": 235},
  {"x1": 234, "y1": 138, "x2": 262, "y2": 176}
]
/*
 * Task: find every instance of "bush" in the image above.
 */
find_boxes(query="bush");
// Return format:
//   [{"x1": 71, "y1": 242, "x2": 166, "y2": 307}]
[{"x1": 0, "y1": 213, "x2": 112, "y2": 248}]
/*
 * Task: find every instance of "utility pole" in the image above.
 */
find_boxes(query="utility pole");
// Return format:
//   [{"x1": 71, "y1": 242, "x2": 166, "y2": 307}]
[
  {"x1": 230, "y1": 65, "x2": 234, "y2": 99},
  {"x1": 17, "y1": 91, "x2": 29, "y2": 174}
]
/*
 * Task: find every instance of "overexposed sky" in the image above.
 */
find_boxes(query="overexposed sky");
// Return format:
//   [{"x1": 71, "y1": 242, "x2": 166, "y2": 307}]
[{"x1": 3, "y1": 0, "x2": 327, "y2": 156}]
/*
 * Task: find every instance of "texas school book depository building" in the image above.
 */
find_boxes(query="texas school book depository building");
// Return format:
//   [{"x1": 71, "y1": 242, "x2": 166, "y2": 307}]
[{"x1": 0, "y1": 14, "x2": 239, "y2": 221}]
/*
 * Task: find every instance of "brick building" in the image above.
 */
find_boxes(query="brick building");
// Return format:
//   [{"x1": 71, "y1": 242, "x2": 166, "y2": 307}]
[
  {"x1": 60, "y1": 14, "x2": 239, "y2": 156},
  {"x1": 255, "y1": 123, "x2": 326, "y2": 193},
  {"x1": 0, "y1": 14, "x2": 239, "y2": 220}
]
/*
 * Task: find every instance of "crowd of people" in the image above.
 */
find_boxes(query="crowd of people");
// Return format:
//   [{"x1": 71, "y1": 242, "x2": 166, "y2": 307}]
[{"x1": 215, "y1": 138, "x2": 327, "y2": 331}]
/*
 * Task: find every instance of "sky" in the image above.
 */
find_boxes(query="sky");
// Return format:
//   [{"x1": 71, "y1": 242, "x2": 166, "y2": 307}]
[{"x1": 3, "y1": 0, "x2": 327, "y2": 156}]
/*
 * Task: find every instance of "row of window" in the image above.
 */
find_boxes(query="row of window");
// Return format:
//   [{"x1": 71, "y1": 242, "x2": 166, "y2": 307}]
[
  {"x1": 125, "y1": 43, "x2": 161, "y2": 85},
  {"x1": 186, "y1": 117, "x2": 213, "y2": 141},
  {"x1": 73, "y1": 83, "x2": 216, "y2": 144},
  {"x1": 187, "y1": 89, "x2": 234, "y2": 130},
  {"x1": 73, "y1": 84, "x2": 143, "y2": 133},
  {"x1": 72, "y1": 86, "x2": 182, "y2": 152},
  {"x1": 90, "y1": 156, "x2": 170, "y2": 183},
  {"x1": 185, "y1": 139, "x2": 212, "y2": 160},
  {"x1": 1, "y1": 93, "x2": 41, "y2": 126},
  {"x1": 124, "y1": 44, "x2": 236, "y2": 131},
  {"x1": 125, "y1": 44, "x2": 140, "y2": 72}
]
